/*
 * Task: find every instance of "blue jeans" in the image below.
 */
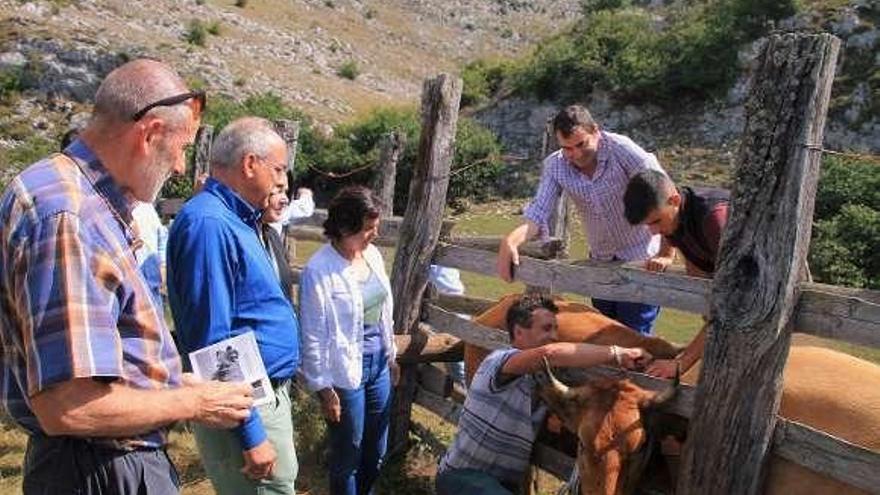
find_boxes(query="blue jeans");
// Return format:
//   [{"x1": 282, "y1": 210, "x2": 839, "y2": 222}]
[
  {"x1": 328, "y1": 351, "x2": 393, "y2": 495},
  {"x1": 592, "y1": 297, "x2": 660, "y2": 335}
]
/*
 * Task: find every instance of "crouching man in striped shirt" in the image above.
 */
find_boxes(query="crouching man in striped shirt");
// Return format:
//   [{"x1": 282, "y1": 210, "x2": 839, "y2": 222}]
[
  {"x1": 436, "y1": 295, "x2": 651, "y2": 495},
  {"x1": 497, "y1": 105, "x2": 674, "y2": 335}
]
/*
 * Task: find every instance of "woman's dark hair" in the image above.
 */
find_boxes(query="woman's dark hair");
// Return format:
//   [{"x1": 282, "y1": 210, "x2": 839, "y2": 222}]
[{"x1": 323, "y1": 185, "x2": 383, "y2": 241}]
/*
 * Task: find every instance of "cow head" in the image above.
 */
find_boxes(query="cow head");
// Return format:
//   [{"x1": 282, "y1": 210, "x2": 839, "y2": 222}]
[{"x1": 534, "y1": 357, "x2": 678, "y2": 495}]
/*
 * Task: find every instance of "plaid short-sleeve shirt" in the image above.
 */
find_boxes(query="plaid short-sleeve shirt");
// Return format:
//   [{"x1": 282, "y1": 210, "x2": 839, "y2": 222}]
[
  {"x1": 524, "y1": 131, "x2": 664, "y2": 261},
  {"x1": 0, "y1": 140, "x2": 182, "y2": 449}
]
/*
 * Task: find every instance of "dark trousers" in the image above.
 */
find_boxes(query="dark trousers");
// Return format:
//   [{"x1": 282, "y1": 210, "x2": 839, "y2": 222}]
[
  {"x1": 328, "y1": 351, "x2": 393, "y2": 495},
  {"x1": 23, "y1": 435, "x2": 179, "y2": 495},
  {"x1": 592, "y1": 297, "x2": 661, "y2": 336}
]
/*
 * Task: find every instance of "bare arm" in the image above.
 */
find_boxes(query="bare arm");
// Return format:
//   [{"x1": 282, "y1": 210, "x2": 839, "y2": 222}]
[
  {"x1": 497, "y1": 221, "x2": 540, "y2": 282},
  {"x1": 30, "y1": 377, "x2": 253, "y2": 438},
  {"x1": 646, "y1": 237, "x2": 676, "y2": 272},
  {"x1": 502, "y1": 342, "x2": 650, "y2": 376}
]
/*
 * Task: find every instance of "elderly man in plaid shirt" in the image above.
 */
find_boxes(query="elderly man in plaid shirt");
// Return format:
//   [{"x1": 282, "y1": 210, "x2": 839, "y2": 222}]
[
  {"x1": 0, "y1": 59, "x2": 254, "y2": 494},
  {"x1": 497, "y1": 105, "x2": 674, "y2": 335}
]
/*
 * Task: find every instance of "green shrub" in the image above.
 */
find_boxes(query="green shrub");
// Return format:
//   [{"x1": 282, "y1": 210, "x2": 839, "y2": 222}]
[
  {"x1": 184, "y1": 20, "x2": 207, "y2": 46},
  {"x1": 809, "y1": 156, "x2": 880, "y2": 289},
  {"x1": 461, "y1": 59, "x2": 514, "y2": 107},
  {"x1": 0, "y1": 68, "x2": 24, "y2": 101},
  {"x1": 206, "y1": 21, "x2": 222, "y2": 36},
  {"x1": 337, "y1": 60, "x2": 360, "y2": 80},
  {"x1": 485, "y1": 0, "x2": 799, "y2": 103}
]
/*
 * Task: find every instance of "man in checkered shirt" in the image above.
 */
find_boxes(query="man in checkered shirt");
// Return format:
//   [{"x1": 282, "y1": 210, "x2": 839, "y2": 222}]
[{"x1": 496, "y1": 105, "x2": 674, "y2": 335}]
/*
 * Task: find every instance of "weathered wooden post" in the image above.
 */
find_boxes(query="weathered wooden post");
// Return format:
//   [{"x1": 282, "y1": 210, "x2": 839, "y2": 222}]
[
  {"x1": 387, "y1": 74, "x2": 462, "y2": 456},
  {"x1": 371, "y1": 131, "x2": 405, "y2": 217},
  {"x1": 192, "y1": 124, "x2": 213, "y2": 187},
  {"x1": 273, "y1": 119, "x2": 301, "y2": 257},
  {"x1": 678, "y1": 33, "x2": 840, "y2": 495},
  {"x1": 542, "y1": 118, "x2": 571, "y2": 259},
  {"x1": 273, "y1": 119, "x2": 301, "y2": 173}
]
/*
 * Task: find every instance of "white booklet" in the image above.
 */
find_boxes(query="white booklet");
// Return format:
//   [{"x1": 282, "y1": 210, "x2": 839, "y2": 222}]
[{"x1": 188, "y1": 331, "x2": 274, "y2": 407}]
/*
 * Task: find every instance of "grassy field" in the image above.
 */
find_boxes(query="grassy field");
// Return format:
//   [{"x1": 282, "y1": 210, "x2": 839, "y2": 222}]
[{"x1": 1, "y1": 201, "x2": 877, "y2": 494}]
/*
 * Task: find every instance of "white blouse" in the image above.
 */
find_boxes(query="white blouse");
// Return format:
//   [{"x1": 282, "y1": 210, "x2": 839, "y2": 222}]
[{"x1": 298, "y1": 243, "x2": 396, "y2": 391}]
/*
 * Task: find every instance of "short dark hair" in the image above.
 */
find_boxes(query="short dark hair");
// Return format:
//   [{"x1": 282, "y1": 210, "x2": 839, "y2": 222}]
[
  {"x1": 552, "y1": 105, "x2": 598, "y2": 137},
  {"x1": 60, "y1": 128, "x2": 80, "y2": 150},
  {"x1": 505, "y1": 294, "x2": 559, "y2": 340},
  {"x1": 323, "y1": 185, "x2": 382, "y2": 241},
  {"x1": 624, "y1": 169, "x2": 673, "y2": 225}
]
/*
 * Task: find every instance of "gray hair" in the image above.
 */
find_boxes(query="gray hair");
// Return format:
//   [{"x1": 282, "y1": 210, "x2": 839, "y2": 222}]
[
  {"x1": 92, "y1": 59, "x2": 191, "y2": 128},
  {"x1": 210, "y1": 117, "x2": 283, "y2": 170}
]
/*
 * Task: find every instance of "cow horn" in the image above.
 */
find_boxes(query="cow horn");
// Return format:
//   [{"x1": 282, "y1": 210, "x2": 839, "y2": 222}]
[
  {"x1": 642, "y1": 361, "x2": 680, "y2": 408},
  {"x1": 541, "y1": 356, "x2": 575, "y2": 399}
]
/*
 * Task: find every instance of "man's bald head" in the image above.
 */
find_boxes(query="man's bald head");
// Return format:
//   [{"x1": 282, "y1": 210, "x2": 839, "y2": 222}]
[{"x1": 92, "y1": 59, "x2": 191, "y2": 127}]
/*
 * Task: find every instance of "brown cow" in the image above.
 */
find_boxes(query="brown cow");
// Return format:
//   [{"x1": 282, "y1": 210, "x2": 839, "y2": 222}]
[
  {"x1": 536, "y1": 346, "x2": 880, "y2": 495},
  {"x1": 535, "y1": 357, "x2": 678, "y2": 495},
  {"x1": 465, "y1": 294, "x2": 680, "y2": 385}
]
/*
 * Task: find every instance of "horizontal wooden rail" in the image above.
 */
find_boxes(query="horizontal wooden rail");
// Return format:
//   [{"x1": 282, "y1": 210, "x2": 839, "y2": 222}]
[
  {"x1": 773, "y1": 419, "x2": 880, "y2": 494},
  {"x1": 433, "y1": 244, "x2": 880, "y2": 349},
  {"x1": 451, "y1": 235, "x2": 563, "y2": 260},
  {"x1": 298, "y1": 208, "x2": 456, "y2": 240},
  {"x1": 434, "y1": 292, "x2": 495, "y2": 316}
]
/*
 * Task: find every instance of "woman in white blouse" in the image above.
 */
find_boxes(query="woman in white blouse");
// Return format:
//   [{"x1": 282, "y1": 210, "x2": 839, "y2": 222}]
[{"x1": 299, "y1": 186, "x2": 399, "y2": 495}]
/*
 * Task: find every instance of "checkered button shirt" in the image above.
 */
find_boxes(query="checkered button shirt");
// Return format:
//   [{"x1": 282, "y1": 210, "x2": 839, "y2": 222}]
[
  {"x1": 0, "y1": 140, "x2": 182, "y2": 449},
  {"x1": 524, "y1": 130, "x2": 664, "y2": 261}
]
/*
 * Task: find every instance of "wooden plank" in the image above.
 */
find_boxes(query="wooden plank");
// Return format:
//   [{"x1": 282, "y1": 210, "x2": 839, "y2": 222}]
[
  {"x1": 288, "y1": 224, "x2": 398, "y2": 248},
  {"x1": 414, "y1": 386, "x2": 462, "y2": 424},
  {"x1": 192, "y1": 124, "x2": 213, "y2": 186},
  {"x1": 533, "y1": 444, "x2": 575, "y2": 481},
  {"x1": 679, "y1": 34, "x2": 841, "y2": 495},
  {"x1": 395, "y1": 324, "x2": 463, "y2": 364},
  {"x1": 451, "y1": 236, "x2": 564, "y2": 260},
  {"x1": 434, "y1": 292, "x2": 495, "y2": 316},
  {"x1": 388, "y1": 73, "x2": 462, "y2": 456},
  {"x1": 418, "y1": 363, "x2": 453, "y2": 397},
  {"x1": 296, "y1": 208, "x2": 456, "y2": 240},
  {"x1": 273, "y1": 119, "x2": 300, "y2": 173},
  {"x1": 434, "y1": 244, "x2": 880, "y2": 349},
  {"x1": 425, "y1": 304, "x2": 510, "y2": 351},
  {"x1": 371, "y1": 131, "x2": 405, "y2": 216},
  {"x1": 795, "y1": 286, "x2": 880, "y2": 348},
  {"x1": 434, "y1": 244, "x2": 711, "y2": 314},
  {"x1": 773, "y1": 419, "x2": 880, "y2": 494}
]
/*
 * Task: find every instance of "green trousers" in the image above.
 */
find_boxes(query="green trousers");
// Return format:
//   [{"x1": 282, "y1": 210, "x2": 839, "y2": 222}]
[{"x1": 193, "y1": 382, "x2": 297, "y2": 495}]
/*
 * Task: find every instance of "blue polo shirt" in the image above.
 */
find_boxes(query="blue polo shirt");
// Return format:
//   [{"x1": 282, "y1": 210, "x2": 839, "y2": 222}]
[{"x1": 167, "y1": 178, "x2": 300, "y2": 449}]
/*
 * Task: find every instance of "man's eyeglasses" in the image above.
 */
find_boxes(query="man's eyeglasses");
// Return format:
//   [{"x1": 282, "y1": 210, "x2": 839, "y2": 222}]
[{"x1": 131, "y1": 90, "x2": 206, "y2": 121}]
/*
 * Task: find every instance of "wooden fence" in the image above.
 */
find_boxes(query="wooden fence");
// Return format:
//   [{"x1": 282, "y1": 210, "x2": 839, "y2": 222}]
[{"x1": 160, "y1": 32, "x2": 879, "y2": 494}]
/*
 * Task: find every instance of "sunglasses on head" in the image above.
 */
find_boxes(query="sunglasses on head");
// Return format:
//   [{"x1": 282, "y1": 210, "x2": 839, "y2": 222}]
[{"x1": 131, "y1": 90, "x2": 206, "y2": 121}]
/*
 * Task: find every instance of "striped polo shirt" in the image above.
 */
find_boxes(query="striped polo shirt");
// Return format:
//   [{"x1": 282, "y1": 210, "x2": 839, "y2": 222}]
[
  {"x1": 524, "y1": 130, "x2": 665, "y2": 261},
  {"x1": 438, "y1": 349, "x2": 547, "y2": 487},
  {"x1": 0, "y1": 140, "x2": 182, "y2": 449}
]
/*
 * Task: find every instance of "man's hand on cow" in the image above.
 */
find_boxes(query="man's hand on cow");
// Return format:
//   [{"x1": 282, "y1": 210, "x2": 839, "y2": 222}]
[
  {"x1": 241, "y1": 440, "x2": 277, "y2": 480},
  {"x1": 619, "y1": 348, "x2": 652, "y2": 370},
  {"x1": 497, "y1": 240, "x2": 520, "y2": 282},
  {"x1": 645, "y1": 255, "x2": 674, "y2": 272},
  {"x1": 318, "y1": 387, "x2": 342, "y2": 423},
  {"x1": 645, "y1": 359, "x2": 679, "y2": 379},
  {"x1": 183, "y1": 374, "x2": 254, "y2": 428}
]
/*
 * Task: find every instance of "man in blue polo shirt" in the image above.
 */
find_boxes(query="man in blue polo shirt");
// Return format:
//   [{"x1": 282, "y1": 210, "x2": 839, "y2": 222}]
[{"x1": 167, "y1": 117, "x2": 300, "y2": 494}]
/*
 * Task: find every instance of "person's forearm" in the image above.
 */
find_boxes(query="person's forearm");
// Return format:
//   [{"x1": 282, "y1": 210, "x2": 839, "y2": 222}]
[
  {"x1": 658, "y1": 236, "x2": 674, "y2": 258},
  {"x1": 503, "y1": 342, "x2": 614, "y2": 375},
  {"x1": 505, "y1": 221, "x2": 539, "y2": 248},
  {"x1": 32, "y1": 378, "x2": 198, "y2": 438},
  {"x1": 678, "y1": 325, "x2": 707, "y2": 372}
]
